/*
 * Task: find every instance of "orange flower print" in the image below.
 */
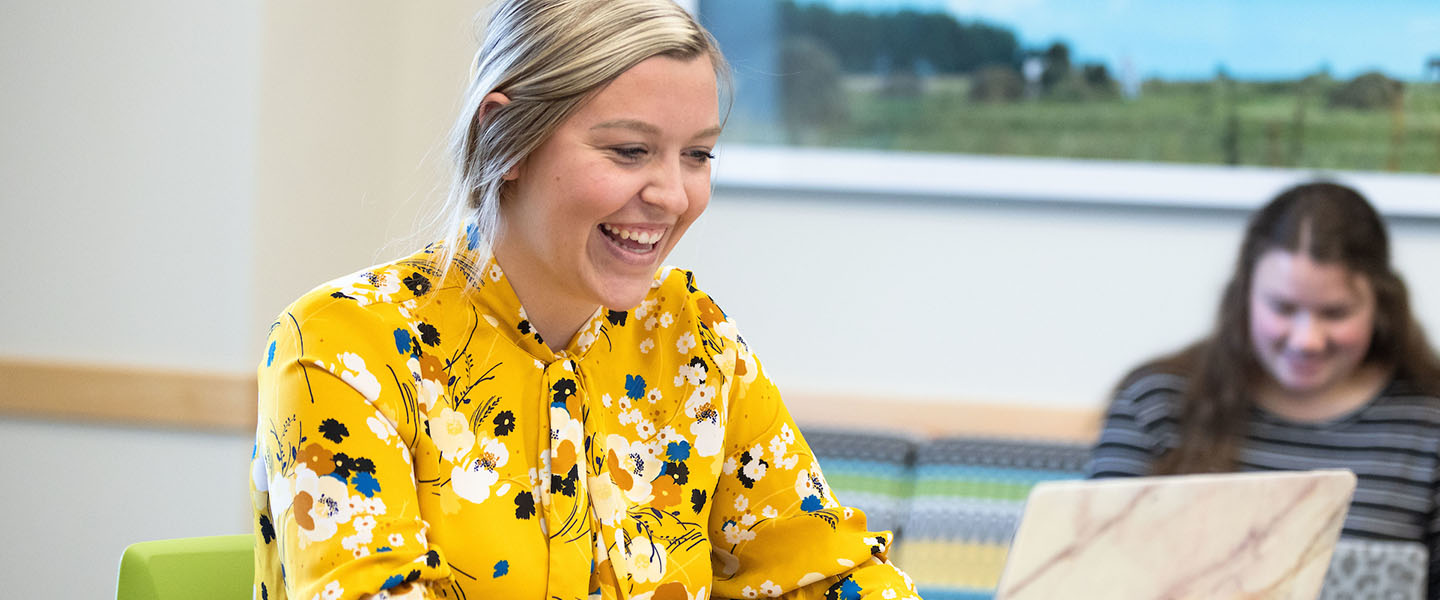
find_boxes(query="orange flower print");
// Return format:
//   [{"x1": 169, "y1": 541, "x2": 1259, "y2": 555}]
[
  {"x1": 650, "y1": 475, "x2": 681, "y2": 509},
  {"x1": 293, "y1": 491, "x2": 315, "y2": 530},
  {"x1": 299, "y1": 443, "x2": 335, "y2": 476},
  {"x1": 696, "y1": 296, "x2": 725, "y2": 329},
  {"x1": 606, "y1": 449, "x2": 634, "y2": 490}
]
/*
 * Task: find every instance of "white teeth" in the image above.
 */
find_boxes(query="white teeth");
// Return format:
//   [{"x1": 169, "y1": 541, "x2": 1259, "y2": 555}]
[{"x1": 602, "y1": 224, "x2": 661, "y2": 245}]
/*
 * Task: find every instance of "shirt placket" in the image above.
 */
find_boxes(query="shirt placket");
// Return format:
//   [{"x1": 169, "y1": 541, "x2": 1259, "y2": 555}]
[{"x1": 542, "y1": 357, "x2": 594, "y2": 600}]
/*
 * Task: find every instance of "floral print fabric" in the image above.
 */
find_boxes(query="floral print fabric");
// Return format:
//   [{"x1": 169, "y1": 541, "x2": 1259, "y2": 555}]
[{"x1": 250, "y1": 242, "x2": 920, "y2": 600}]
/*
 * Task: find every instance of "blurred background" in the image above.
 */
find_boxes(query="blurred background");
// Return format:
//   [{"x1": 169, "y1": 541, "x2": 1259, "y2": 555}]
[{"x1": 2, "y1": 1, "x2": 1438, "y2": 597}]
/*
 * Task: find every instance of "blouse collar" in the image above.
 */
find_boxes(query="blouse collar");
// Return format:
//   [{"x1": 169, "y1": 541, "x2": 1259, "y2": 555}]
[{"x1": 442, "y1": 241, "x2": 610, "y2": 364}]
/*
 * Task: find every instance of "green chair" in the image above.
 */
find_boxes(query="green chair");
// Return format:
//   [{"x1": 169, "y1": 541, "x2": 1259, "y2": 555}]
[{"x1": 117, "y1": 534, "x2": 253, "y2": 600}]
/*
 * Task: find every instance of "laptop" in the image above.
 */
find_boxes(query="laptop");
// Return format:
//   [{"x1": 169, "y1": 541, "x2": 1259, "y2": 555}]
[{"x1": 995, "y1": 470, "x2": 1357, "y2": 600}]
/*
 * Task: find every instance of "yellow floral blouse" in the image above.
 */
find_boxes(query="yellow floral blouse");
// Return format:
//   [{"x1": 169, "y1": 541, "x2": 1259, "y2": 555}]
[{"x1": 250, "y1": 241, "x2": 920, "y2": 600}]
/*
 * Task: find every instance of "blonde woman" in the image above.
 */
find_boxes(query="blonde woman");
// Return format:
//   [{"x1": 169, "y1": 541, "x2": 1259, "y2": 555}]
[{"x1": 248, "y1": 1, "x2": 921, "y2": 599}]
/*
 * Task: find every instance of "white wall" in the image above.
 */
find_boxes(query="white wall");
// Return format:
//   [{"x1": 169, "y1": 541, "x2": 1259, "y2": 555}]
[
  {"x1": 671, "y1": 191, "x2": 1440, "y2": 409},
  {"x1": 0, "y1": 1, "x2": 260, "y2": 371}
]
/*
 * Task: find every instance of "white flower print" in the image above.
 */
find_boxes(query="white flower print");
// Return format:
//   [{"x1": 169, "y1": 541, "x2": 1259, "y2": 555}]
[
  {"x1": 645, "y1": 316, "x2": 659, "y2": 331},
  {"x1": 606, "y1": 434, "x2": 663, "y2": 503},
  {"x1": 740, "y1": 513, "x2": 757, "y2": 527},
  {"x1": 353, "y1": 515, "x2": 377, "y2": 531},
  {"x1": 322, "y1": 580, "x2": 344, "y2": 600},
  {"x1": 367, "y1": 413, "x2": 396, "y2": 442},
  {"x1": 488, "y1": 264, "x2": 502, "y2": 282},
  {"x1": 293, "y1": 465, "x2": 352, "y2": 543},
  {"x1": 365, "y1": 497, "x2": 386, "y2": 516},
  {"x1": 635, "y1": 419, "x2": 656, "y2": 438},
  {"x1": 601, "y1": 393, "x2": 613, "y2": 408},
  {"x1": 741, "y1": 587, "x2": 758, "y2": 599},
  {"x1": 741, "y1": 456, "x2": 768, "y2": 484},
  {"x1": 685, "y1": 385, "x2": 723, "y2": 457},
  {"x1": 882, "y1": 590, "x2": 898, "y2": 599},
  {"x1": 416, "y1": 379, "x2": 444, "y2": 414},
  {"x1": 389, "y1": 533, "x2": 406, "y2": 547},
  {"x1": 761, "y1": 505, "x2": 778, "y2": 519},
  {"x1": 723, "y1": 456, "x2": 738, "y2": 475},
  {"x1": 676, "y1": 332, "x2": 697, "y2": 354},
  {"x1": 618, "y1": 395, "x2": 632, "y2": 411},
  {"x1": 722, "y1": 520, "x2": 756, "y2": 544},
  {"x1": 639, "y1": 338, "x2": 654, "y2": 354},
  {"x1": 659, "y1": 312, "x2": 674, "y2": 328},
  {"x1": 626, "y1": 535, "x2": 668, "y2": 584},
  {"x1": 451, "y1": 436, "x2": 509, "y2": 503},
  {"x1": 635, "y1": 299, "x2": 656, "y2": 320},
  {"x1": 646, "y1": 387, "x2": 663, "y2": 404},
  {"x1": 352, "y1": 546, "x2": 370, "y2": 559},
  {"x1": 341, "y1": 530, "x2": 372, "y2": 551},
  {"x1": 735, "y1": 495, "x2": 749, "y2": 512},
  {"x1": 618, "y1": 408, "x2": 642, "y2": 426},
  {"x1": 431, "y1": 406, "x2": 475, "y2": 463},
  {"x1": 760, "y1": 581, "x2": 783, "y2": 597},
  {"x1": 338, "y1": 352, "x2": 382, "y2": 402}
]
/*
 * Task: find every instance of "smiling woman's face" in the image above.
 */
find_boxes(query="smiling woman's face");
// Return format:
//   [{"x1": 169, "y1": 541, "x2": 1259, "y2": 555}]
[
  {"x1": 1248, "y1": 248, "x2": 1376, "y2": 397},
  {"x1": 494, "y1": 54, "x2": 720, "y2": 336}
]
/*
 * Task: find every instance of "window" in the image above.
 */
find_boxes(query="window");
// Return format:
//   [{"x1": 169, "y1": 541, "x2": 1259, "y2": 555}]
[{"x1": 699, "y1": 0, "x2": 1440, "y2": 212}]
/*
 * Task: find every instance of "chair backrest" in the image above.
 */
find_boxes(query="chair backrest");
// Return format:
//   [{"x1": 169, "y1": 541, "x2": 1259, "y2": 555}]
[{"x1": 117, "y1": 534, "x2": 253, "y2": 600}]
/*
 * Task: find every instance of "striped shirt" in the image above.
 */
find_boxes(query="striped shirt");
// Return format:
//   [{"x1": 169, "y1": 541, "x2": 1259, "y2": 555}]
[{"x1": 1087, "y1": 372, "x2": 1440, "y2": 597}]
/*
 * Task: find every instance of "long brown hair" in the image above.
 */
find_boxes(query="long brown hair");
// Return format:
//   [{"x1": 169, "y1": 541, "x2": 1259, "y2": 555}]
[{"x1": 1135, "y1": 181, "x2": 1440, "y2": 474}]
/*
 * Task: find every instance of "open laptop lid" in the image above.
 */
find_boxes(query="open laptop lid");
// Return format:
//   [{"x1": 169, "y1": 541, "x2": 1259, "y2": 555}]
[{"x1": 995, "y1": 470, "x2": 1357, "y2": 600}]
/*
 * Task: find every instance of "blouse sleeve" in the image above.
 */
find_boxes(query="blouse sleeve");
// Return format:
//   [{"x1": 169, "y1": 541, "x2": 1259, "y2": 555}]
[
  {"x1": 1084, "y1": 372, "x2": 1179, "y2": 479},
  {"x1": 705, "y1": 332, "x2": 919, "y2": 599},
  {"x1": 251, "y1": 298, "x2": 452, "y2": 600}
]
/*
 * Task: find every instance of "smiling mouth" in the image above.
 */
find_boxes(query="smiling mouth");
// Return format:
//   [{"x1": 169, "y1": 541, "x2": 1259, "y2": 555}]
[{"x1": 599, "y1": 224, "x2": 662, "y2": 254}]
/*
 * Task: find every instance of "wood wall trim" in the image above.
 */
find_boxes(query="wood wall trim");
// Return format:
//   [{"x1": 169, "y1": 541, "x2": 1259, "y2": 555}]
[
  {"x1": 0, "y1": 359, "x2": 257, "y2": 432},
  {"x1": 783, "y1": 392, "x2": 1104, "y2": 442},
  {"x1": 0, "y1": 359, "x2": 1101, "y2": 441}
]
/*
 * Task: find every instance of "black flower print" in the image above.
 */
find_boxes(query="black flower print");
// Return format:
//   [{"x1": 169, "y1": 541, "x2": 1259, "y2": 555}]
[
  {"x1": 665, "y1": 461, "x2": 690, "y2": 486},
  {"x1": 735, "y1": 450, "x2": 769, "y2": 489},
  {"x1": 319, "y1": 418, "x2": 349, "y2": 443},
  {"x1": 403, "y1": 272, "x2": 432, "y2": 297},
  {"x1": 331, "y1": 452, "x2": 355, "y2": 479},
  {"x1": 330, "y1": 291, "x2": 356, "y2": 301},
  {"x1": 517, "y1": 319, "x2": 543, "y2": 343},
  {"x1": 351, "y1": 456, "x2": 376, "y2": 474},
  {"x1": 493, "y1": 410, "x2": 516, "y2": 436},
  {"x1": 514, "y1": 491, "x2": 536, "y2": 519},
  {"x1": 259, "y1": 514, "x2": 275, "y2": 544},
  {"x1": 425, "y1": 550, "x2": 442, "y2": 568},
  {"x1": 417, "y1": 322, "x2": 441, "y2": 347},
  {"x1": 606, "y1": 310, "x2": 627, "y2": 326},
  {"x1": 552, "y1": 465, "x2": 579, "y2": 497},
  {"x1": 260, "y1": 583, "x2": 268, "y2": 600},
  {"x1": 551, "y1": 378, "x2": 577, "y2": 404},
  {"x1": 690, "y1": 489, "x2": 706, "y2": 514}
]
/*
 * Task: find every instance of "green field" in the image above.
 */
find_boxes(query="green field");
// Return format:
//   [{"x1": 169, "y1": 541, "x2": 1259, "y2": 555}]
[{"x1": 732, "y1": 75, "x2": 1440, "y2": 174}]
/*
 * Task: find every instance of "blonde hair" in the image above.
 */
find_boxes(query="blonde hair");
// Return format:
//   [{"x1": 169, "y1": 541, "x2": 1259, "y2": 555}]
[{"x1": 428, "y1": 0, "x2": 729, "y2": 280}]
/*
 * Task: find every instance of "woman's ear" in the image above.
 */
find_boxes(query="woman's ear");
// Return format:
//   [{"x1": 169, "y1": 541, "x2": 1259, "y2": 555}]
[{"x1": 477, "y1": 92, "x2": 521, "y2": 181}]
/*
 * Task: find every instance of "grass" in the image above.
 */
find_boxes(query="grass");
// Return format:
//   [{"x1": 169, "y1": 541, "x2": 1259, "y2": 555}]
[{"x1": 733, "y1": 75, "x2": 1440, "y2": 174}]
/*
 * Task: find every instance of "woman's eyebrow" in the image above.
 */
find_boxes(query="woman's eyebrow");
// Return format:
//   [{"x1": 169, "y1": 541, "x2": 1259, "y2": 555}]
[{"x1": 592, "y1": 120, "x2": 723, "y2": 140}]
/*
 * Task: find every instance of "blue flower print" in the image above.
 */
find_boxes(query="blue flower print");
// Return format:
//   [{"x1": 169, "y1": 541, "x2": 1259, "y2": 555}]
[
  {"x1": 266, "y1": 341, "x2": 276, "y2": 367},
  {"x1": 666, "y1": 441, "x2": 691, "y2": 462},
  {"x1": 352, "y1": 471, "x2": 382, "y2": 498},
  {"x1": 801, "y1": 495, "x2": 824, "y2": 512},
  {"x1": 493, "y1": 560, "x2": 509, "y2": 578},
  {"x1": 829, "y1": 576, "x2": 862, "y2": 600},
  {"x1": 466, "y1": 222, "x2": 482, "y2": 250},
  {"x1": 393, "y1": 329, "x2": 411, "y2": 354},
  {"x1": 624, "y1": 374, "x2": 646, "y2": 400},
  {"x1": 381, "y1": 574, "x2": 404, "y2": 590}
]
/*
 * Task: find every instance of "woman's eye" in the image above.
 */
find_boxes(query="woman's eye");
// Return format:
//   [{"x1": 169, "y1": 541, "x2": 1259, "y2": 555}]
[
  {"x1": 687, "y1": 150, "x2": 716, "y2": 163},
  {"x1": 611, "y1": 147, "x2": 647, "y2": 160}
]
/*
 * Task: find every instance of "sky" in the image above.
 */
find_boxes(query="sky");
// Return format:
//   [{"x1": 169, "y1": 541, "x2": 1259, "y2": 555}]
[{"x1": 797, "y1": 0, "x2": 1440, "y2": 81}]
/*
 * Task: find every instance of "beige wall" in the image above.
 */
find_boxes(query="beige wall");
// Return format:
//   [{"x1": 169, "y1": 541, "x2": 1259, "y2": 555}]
[
  {"x1": 253, "y1": 1, "x2": 491, "y2": 356},
  {"x1": 0, "y1": 3, "x2": 489, "y2": 598}
]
